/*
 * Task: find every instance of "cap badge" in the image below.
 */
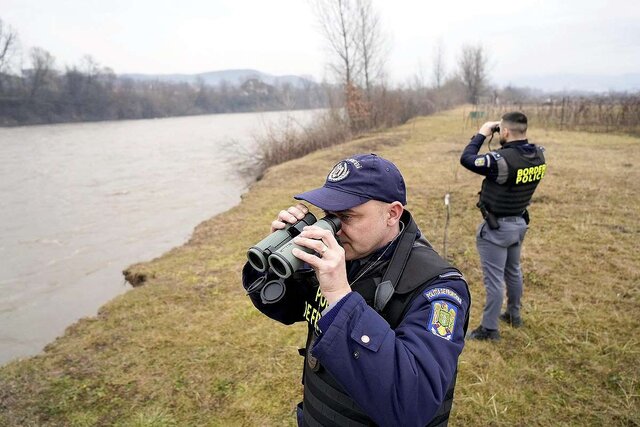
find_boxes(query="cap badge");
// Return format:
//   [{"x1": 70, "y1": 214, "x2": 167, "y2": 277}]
[{"x1": 327, "y1": 161, "x2": 350, "y2": 182}]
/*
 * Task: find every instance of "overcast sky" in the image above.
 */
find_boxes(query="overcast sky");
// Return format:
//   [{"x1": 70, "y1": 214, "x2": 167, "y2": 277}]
[{"x1": 2, "y1": 0, "x2": 639, "y2": 88}]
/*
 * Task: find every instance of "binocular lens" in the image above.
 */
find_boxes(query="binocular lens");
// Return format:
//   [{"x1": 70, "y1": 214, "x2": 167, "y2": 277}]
[
  {"x1": 268, "y1": 252, "x2": 294, "y2": 279},
  {"x1": 247, "y1": 247, "x2": 268, "y2": 272}
]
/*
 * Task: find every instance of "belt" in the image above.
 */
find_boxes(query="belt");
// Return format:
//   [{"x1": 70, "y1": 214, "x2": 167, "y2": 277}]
[{"x1": 497, "y1": 216, "x2": 523, "y2": 222}]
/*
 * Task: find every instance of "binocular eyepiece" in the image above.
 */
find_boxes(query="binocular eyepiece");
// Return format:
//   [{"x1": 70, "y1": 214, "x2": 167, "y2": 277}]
[{"x1": 247, "y1": 212, "x2": 341, "y2": 279}]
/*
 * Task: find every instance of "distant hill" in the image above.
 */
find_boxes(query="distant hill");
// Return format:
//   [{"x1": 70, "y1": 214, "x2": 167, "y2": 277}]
[
  {"x1": 504, "y1": 73, "x2": 640, "y2": 93},
  {"x1": 121, "y1": 69, "x2": 317, "y2": 88}
]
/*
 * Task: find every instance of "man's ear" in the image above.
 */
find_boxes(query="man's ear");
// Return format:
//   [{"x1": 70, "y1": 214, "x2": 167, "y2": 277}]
[{"x1": 387, "y1": 201, "x2": 404, "y2": 226}]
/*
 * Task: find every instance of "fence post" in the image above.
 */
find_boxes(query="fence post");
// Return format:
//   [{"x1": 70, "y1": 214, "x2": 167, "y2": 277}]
[{"x1": 443, "y1": 193, "x2": 450, "y2": 259}]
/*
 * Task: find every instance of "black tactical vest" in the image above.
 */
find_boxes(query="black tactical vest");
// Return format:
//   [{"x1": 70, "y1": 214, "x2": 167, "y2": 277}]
[
  {"x1": 480, "y1": 143, "x2": 546, "y2": 217},
  {"x1": 299, "y1": 211, "x2": 469, "y2": 427}
]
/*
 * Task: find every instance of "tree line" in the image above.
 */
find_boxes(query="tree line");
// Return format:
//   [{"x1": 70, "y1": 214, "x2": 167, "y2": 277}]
[
  {"x1": 0, "y1": 19, "x2": 331, "y2": 126},
  {"x1": 0, "y1": 9, "x2": 499, "y2": 128}
]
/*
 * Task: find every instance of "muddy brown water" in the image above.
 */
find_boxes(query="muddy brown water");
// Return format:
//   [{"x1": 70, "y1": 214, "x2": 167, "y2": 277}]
[{"x1": 0, "y1": 109, "x2": 322, "y2": 365}]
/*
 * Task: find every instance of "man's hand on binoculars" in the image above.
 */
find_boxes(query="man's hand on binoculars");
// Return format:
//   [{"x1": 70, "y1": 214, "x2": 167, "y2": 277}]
[
  {"x1": 293, "y1": 226, "x2": 350, "y2": 306},
  {"x1": 271, "y1": 203, "x2": 310, "y2": 232},
  {"x1": 479, "y1": 121, "x2": 501, "y2": 137}
]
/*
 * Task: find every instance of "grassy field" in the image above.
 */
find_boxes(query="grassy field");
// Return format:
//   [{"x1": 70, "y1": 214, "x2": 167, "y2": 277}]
[{"x1": 1, "y1": 108, "x2": 638, "y2": 426}]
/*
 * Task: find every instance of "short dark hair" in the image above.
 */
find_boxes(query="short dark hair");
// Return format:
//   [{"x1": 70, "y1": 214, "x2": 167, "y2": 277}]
[{"x1": 501, "y1": 111, "x2": 528, "y2": 133}]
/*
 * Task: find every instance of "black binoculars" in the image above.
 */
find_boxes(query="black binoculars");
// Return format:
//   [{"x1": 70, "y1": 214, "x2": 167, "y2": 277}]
[{"x1": 247, "y1": 212, "x2": 341, "y2": 279}]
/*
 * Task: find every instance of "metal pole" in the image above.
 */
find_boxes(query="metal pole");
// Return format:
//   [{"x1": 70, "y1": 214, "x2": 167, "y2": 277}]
[{"x1": 443, "y1": 193, "x2": 450, "y2": 259}]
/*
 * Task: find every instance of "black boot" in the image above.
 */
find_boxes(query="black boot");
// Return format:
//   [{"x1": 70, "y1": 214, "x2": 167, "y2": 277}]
[
  {"x1": 499, "y1": 312, "x2": 523, "y2": 328},
  {"x1": 467, "y1": 325, "x2": 500, "y2": 341}
]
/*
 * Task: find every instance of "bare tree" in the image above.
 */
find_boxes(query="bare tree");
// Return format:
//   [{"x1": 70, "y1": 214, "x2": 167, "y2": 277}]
[
  {"x1": 412, "y1": 59, "x2": 427, "y2": 90},
  {"x1": 313, "y1": 0, "x2": 358, "y2": 88},
  {"x1": 354, "y1": 0, "x2": 386, "y2": 100},
  {"x1": 458, "y1": 44, "x2": 489, "y2": 105},
  {"x1": 432, "y1": 38, "x2": 445, "y2": 89},
  {"x1": 313, "y1": 0, "x2": 364, "y2": 129},
  {"x1": 312, "y1": 0, "x2": 388, "y2": 130},
  {"x1": 0, "y1": 19, "x2": 18, "y2": 72},
  {"x1": 0, "y1": 18, "x2": 19, "y2": 92},
  {"x1": 27, "y1": 47, "x2": 55, "y2": 100},
  {"x1": 80, "y1": 55, "x2": 100, "y2": 84}
]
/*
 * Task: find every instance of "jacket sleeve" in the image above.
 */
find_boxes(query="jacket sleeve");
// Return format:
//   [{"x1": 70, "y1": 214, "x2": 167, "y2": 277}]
[
  {"x1": 242, "y1": 262, "x2": 307, "y2": 325},
  {"x1": 311, "y1": 278, "x2": 469, "y2": 427},
  {"x1": 460, "y1": 133, "x2": 500, "y2": 179}
]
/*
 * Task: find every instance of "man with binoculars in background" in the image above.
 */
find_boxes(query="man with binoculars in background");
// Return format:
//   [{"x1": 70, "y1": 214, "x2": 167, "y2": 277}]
[
  {"x1": 242, "y1": 153, "x2": 470, "y2": 427},
  {"x1": 460, "y1": 112, "x2": 546, "y2": 341}
]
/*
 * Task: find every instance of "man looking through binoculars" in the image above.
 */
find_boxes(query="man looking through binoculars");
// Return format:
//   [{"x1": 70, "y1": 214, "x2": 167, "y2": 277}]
[
  {"x1": 460, "y1": 112, "x2": 547, "y2": 341},
  {"x1": 242, "y1": 153, "x2": 470, "y2": 427}
]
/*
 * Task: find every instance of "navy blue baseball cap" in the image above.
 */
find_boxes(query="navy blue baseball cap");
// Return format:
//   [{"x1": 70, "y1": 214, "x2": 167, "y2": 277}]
[{"x1": 294, "y1": 153, "x2": 407, "y2": 211}]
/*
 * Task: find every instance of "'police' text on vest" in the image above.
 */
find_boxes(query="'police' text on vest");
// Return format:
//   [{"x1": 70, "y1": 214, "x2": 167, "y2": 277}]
[
  {"x1": 515, "y1": 164, "x2": 546, "y2": 184},
  {"x1": 304, "y1": 287, "x2": 328, "y2": 333}
]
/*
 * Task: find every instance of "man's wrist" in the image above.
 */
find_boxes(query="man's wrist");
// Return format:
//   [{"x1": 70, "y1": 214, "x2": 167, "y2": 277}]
[
  {"x1": 472, "y1": 133, "x2": 487, "y2": 142},
  {"x1": 324, "y1": 289, "x2": 351, "y2": 306},
  {"x1": 317, "y1": 292, "x2": 353, "y2": 333}
]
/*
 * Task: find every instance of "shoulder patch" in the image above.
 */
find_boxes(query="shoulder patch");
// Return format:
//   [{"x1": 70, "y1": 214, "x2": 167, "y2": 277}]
[
  {"x1": 428, "y1": 301, "x2": 457, "y2": 340},
  {"x1": 423, "y1": 287, "x2": 463, "y2": 305},
  {"x1": 474, "y1": 156, "x2": 486, "y2": 167}
]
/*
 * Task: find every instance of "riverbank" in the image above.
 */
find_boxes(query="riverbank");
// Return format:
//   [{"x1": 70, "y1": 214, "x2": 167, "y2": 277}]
[{"x1": 1, "y1": 108, "x2": 638, "y2": 425}]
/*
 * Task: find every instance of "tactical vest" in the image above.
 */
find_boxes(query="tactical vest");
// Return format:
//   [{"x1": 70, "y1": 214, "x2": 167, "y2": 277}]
[
  {"x1": 480, "y1": 143, "x2": 546, "y2": 217},
  {"x1": 299, "y1": 211, "x2": 469, "y2": 427}
]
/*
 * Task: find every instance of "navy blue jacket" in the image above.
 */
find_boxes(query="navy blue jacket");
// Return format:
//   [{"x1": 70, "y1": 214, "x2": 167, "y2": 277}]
[
  {"x1": 243, "y1": 238, "x2": 470, "y2": 426},
  {"x1": 460, "y1": 133, "x2": 538, "y2": 181}
]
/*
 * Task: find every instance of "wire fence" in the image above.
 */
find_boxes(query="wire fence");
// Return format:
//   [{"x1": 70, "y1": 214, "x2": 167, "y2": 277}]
[{"x1": 473, "y1": 95, "x2": 640, "y2": 135}]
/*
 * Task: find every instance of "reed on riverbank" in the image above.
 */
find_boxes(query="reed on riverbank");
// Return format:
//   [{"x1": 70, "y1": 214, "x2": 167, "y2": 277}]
[
  {"x1": 1, "y1": 107, "x2": 638, "y2": 426},
  {"x1": 246, "y1": 84, "x2": 446, "y2": 179}
]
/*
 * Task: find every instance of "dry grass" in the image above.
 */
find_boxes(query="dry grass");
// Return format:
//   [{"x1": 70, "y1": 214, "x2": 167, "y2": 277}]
[
  {"x1": 246, "y1": 108, "x2": 352, "y2": 180},
  {"x1": 1, "y1": 107, "x2": 639, "y2": 426}
]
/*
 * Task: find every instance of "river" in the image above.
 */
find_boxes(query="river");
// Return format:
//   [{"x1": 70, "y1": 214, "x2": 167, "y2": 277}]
[{"x1": 0, "y1": 109, "x2": 321, "y2": 365}]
